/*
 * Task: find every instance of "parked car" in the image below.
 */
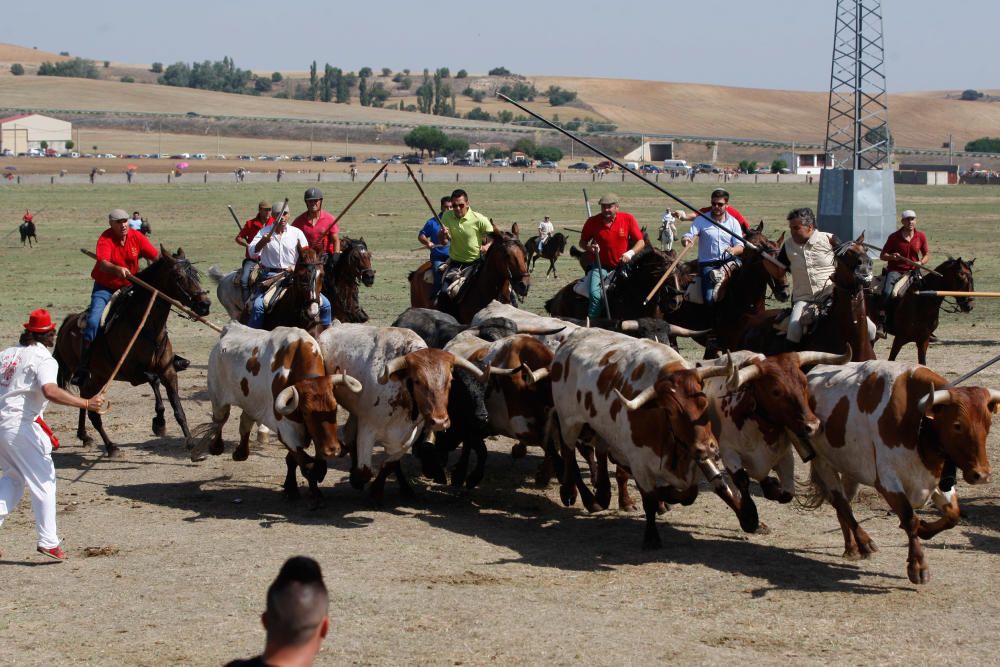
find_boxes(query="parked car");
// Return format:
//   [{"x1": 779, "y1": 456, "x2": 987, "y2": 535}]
[
  {"x1": 311, "y1": 155, "x2": 327, "y2": 162},
  {"x1": 404, "y1": 156, "x2": 424, "y2": 164},
  {"x1": 593, "y1": 160, "x2": 613, "y2": 171},
  {"x1": 490, "y1": 158, "x2": 510, "y2": 167},
  {"x1": 639, "y1": 164, "x2": 661, "y2": 173},
  {"x1": 538, "y1": 160, "x2": 559, "y2": 169},
  {"x1": 192, "y1": 153, "x2": 207, "y2": 160},
  {"x1": 336, "y1": 155, "x2": 357, "y2": 163},
  {"x1": 363, "y1": 157, "x2": 382, "y2": 164},
  {"x1": 430, "y1": 156, "x2": 449, "y2": 165},
  {"x1": 453, "y1": 158, "x2": 472, "y2": 166},
  {"x1": 510, "y1": 156, "x2": 531, "y2": 168},
  {"x1": 568, "y1": 162, "x2": 590, "y2": 170},
  {"x1": 291, "y1": 155, "x2": 306, "y2": 161},
  {"x1": 238, "y1": 155, "x2": 255, "y2": 161},
  {"x1": 387, "y1": 157, "x2": 402, "y2": 164},
  {"x1": 695, "y1": 163, "x2": 721, "y2": 174}
]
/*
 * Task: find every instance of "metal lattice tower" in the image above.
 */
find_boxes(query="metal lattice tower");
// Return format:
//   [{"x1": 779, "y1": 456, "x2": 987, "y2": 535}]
[{"x1": 824, "y1": 0, "x2": 890, "y2": 170}]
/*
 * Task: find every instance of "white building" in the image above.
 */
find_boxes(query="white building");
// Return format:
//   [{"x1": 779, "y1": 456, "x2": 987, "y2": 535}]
[
  {"x1": 779, "y1": 151, "x2": 828, "y2": 175},
  {"x1": 0, "y1": 113, "x2": 72, "y2": 154}
]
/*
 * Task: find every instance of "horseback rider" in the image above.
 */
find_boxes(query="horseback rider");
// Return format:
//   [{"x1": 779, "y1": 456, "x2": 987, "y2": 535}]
[
  {"x1": 675, "y1": 188, "x2": 750, "y2": 233},
  {"x1": 579, "y1": 193, "x2": 645, "y2": 318},
  {"x1": 247, "y1": 204, "x2": 332, "y2": 329},
  {"x1": 437, "y1": 189, "x2": 500, "y2": 296},
  {"x1": 235, "y1": 201, "x2": 273, "y2": 302},
  {"x1": 681, "y1": 191, "x2": 744, "y2": 304},
  {"x1": 876, "y1": 209, "x2": 929, "y2": 338},
  {"x1": 292, "y1": 187, "x2": 340, "y2": 264},
  {"x1": 775, "y1": 208, "x2": 839, "y2": 343},
  {"x1": 417, "y1": 195, "x2": 453, "y2": 298},
  {"x1": 659, "y1": 209, "x2": 677, "y2": 250},
  {"x1": 536, "y1": 215, "x2": 554, "y2": 252},
  {"x1": 72, "y1": 209, "x2": 159, "y2": 385},
  {"x1": 22, "y1": 210, "x2": 33, "y2": 225}
]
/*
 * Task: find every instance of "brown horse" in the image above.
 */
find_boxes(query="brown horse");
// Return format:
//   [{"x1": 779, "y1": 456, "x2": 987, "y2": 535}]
[
  {"x1": 409, "y1": 226, "x2": 530, "y2": 324},
  {"x1": 53, "y1": 248, "x2": 212, "y2": 456},
  {"x1": 740, "y1": 233, "x2": 875, "y2": 361},
  {"x1": 665, "y1": 222, "x2": 790, "y2": 356},
  {"x1": 260, "y1": 247, "x2": 326, "y2": 336},
  {"x1": 525, "y1": 232, "x2": 567, "y2": 278},
  {"x1": 324, "y1": 236, "x2": 375, "y2": 323},
  {"x1": 877, "y1": 257, "x2": 975, "y2": 364}
]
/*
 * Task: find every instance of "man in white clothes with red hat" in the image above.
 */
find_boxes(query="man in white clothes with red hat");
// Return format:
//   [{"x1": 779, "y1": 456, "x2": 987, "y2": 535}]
[{"x1": 0, "y1": 309, "x2": 104, "y2": 561}]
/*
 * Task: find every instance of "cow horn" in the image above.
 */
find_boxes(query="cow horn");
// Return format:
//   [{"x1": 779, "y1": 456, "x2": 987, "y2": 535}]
[
  {"x1": 798, "y1": 344, "x2": 852, "y2": 367},
  {"x1": 521, "y1": 363, "x2": 549, "y2": 384},
  {"x1": 486, "y1": 364, "x2": 520, "y2": 377},
  {"x1": 670, "y1": 325, "x2": 711, "y2": 338},
  {"x1": 614, "y1": 385, "x2": 658, "y2": 411},
  {"x1": 274, "y1": 386, "x2": 300, "y2": 415},
  {"x1": 515, "y1": 324, "x2": 566, "y2": 335},
  {"x1": 732, "y1": 361, "x2": 763, "y2": 390},
  {"x1": 917, "y1": 384, "x2": 952, "y2": 417},
  {"x1": 331, "y1": 373, "x2": 363, "y2": 393},
  {"x1": 620, "y1": 320, "x2": 639, "y2": 332},
  {"x1": 695, "y1": 363, "x2": 732, "y2": 381},
  {"x1": 378, "y1": 355, "x2": 408, "y2": 384},
  {"x1": 990, "y1": 389, "x2": 1000, "y2": 404},
  {"x1": 452, "y1": 354, "x2": 485, "y2": 380}
]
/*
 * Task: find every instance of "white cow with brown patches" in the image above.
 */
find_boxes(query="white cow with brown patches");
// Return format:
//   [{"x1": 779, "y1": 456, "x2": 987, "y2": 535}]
[
  {"x1": 195, "y1": 323, "x2": 362, "y2": 503},
  {"x1": 806, "y1": 360, "x2": 999, "y2": 584},
  {"x1": 550, "y1": 328, "x2": 754, "y2": 549},
  {"x1": 317, "y1": 324, "x2": 485, "y2": 502},
  {"x1": 471, "y1": 301, "x2": 577, "y2": 351}
]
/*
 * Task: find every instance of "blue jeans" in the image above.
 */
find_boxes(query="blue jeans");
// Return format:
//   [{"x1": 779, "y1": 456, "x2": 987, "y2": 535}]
[
  {"x1": 700, "y1": 265, "x2": 718, "y2": 304},
  {"x1": 586, "y1": 266, "x2": 610, "y2": 318},
  {"x1": 239, "y1": 258, "x2": 258, "y2": 291},
  {"x1": 430, "y1": 259, "x2": 446, "y2": 296},
  {"x1": 84, "y1": 284, "x2": 115, "y2": 342},
  {"x1": 248, "y1": 273, "x2": 332, "y2": 329}
]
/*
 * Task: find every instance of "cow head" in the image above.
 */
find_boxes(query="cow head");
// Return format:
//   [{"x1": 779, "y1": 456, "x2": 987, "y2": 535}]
[
  {"x1": 378, "y1": 349, "x2": 483, "y2": 431},
  {"x1": 274, "y1": 373, "x2": 362, "y2": 458},
  {"x1": 918, "y1": 385, "x2": 1000, "y2": 485},
  {"x1": 726, "y1": 347, "x2": 851, "y2": 439}
]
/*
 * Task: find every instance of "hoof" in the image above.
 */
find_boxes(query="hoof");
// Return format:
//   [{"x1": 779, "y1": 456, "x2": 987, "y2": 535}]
[
  {"x1": 152, "y1": 422, "x2": 166, "y2": 438},
  {"x1": 232, "y1": 445, "x2": 249, "y2": 462},
  {"x1": 105, "y1": 445, "x2": 121, "y2": 458},
  {"x1": 655, "y1": 501, "x2": 668, "y2": 515},
  {"x1": 209, "y1": 439, "x2": 224, "y2": 456},
  {"x1": 754, "y1": 522, "x2": 772, "y2": 535},
  {"x1": 559, "y1": 484, "x2": 577, "y2": 507},
  {"x1": 510, "y1": 442, "x2": 529, "y2": 459},
  {"x1": 79, "y1": 434, "x2": 94, "y2": 447},
  {"x1": 859, "y1": 540, "x2": 878, "y2": 558},
  {"x1": 907, "y1": 562, "x2": 930, "y2": 585},
  {"x1": 282, "y1": 485, "x2": 300, "y2": 500}
]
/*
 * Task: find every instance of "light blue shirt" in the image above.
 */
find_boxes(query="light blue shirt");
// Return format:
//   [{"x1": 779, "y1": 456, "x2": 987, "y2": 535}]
[{"x1": 683, "y1": 212, "x2": 743, "y2": 264}]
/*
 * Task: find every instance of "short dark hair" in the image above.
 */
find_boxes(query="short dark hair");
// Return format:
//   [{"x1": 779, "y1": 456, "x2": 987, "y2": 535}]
[
  {"x1": 440, "y1": 196, "x2": 451, "y2": 207},
  {"x1": 787, "y1": 207, "x2": 816, "y2": 226},
  {"x1": 710, "y1": 188, "x2": 730, "y2": 202},
  {"x1": 19, "y1": 330, "x2": 50, "y2": 346},
  {"x1": 450, "y1": 189, "x2": 469, "y2": 201},
  {"x1": 265, "y1": 557, "x2": 328, "y2": 647}
]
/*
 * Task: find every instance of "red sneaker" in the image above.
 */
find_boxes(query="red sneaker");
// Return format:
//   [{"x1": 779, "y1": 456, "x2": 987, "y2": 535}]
[{"x1": 37, "y1": 545, "x2": 67, "y2": 561}]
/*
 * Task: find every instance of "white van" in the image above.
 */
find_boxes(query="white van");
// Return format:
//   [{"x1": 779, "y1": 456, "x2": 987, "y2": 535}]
[
  {"x1": 663, "y1": 159, "x2": 689, "y2": 173},
  {"x1": 430, "y1": 156, "x2": 449, "y2": 165},
  {"x1": 624, "y1": 161, "x2": 640, "y2": 171}
]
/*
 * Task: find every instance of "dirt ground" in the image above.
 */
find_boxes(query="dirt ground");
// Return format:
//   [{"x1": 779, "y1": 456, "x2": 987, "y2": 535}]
[{"x1": 2, "y1": 315, "x2": 999, "y2": 666}]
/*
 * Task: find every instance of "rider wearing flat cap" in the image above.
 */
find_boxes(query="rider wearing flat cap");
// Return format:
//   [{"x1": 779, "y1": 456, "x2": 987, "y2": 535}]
[{"x1": 579, "y1": 193, "x2": 645, "y2": 318}]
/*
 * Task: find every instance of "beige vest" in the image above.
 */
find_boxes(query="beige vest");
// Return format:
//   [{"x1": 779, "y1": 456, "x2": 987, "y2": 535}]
[{"x1": 783, "y1": 232, "x2": 836, "y2": 302}]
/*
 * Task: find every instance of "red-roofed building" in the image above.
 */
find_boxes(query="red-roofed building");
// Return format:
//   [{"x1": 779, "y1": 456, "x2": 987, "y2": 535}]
[{"x1": 0, "y1": 113, "x2": 72, "y2": 155}]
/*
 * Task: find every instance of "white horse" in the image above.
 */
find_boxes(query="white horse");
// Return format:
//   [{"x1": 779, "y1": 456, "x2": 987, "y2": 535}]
[{"x1": 208, "y1": 266, "x2": 248, "y2": 320}]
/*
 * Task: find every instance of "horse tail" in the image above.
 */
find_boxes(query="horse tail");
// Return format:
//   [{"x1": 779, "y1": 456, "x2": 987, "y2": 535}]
[
  {"x1": 207, "y1": 265, "x2": 227, "y2": 285},
  {"x1": 796, "y1": 461, "x2": 828, "y2": 510}
]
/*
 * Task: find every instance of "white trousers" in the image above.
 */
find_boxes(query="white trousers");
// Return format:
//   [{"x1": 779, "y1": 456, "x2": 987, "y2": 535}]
[
  {"x1": 787, "y1": 300, "x2": 877, "y2": 345},
  {"x1": 0, "y1": 422, "x2": 60, "y2": 548}
]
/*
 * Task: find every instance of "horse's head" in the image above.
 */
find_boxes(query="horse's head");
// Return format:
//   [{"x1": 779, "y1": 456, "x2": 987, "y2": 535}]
[
  {"x1": 833, "y1": 233, "x2": 874, "y2": 291},
  {"x1": 744, "y1": 223, "x2": 790, "y2": 302},
  {"x1": 634, "y1": 247, "x2": 689, "y2": 313},
  {"x1": 485, "y1": 231, "x2": 531, "y2": 299},
  {"x1": 346, "y1": 237, "x2": 376, "y2": 287},
  {"x1": 150, "y1": 246, "x2": 211, "y2": 316},
  {"x1": 940, "y1": 257, "x2": 976, "y2": 312},
  {"x1": 294, "y1": 247, "x2": 325, "y2": 323}
]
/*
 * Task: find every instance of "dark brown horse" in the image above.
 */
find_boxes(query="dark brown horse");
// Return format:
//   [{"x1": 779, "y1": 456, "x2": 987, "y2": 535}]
[
  {"x1": 665, "y1": 222, "x2": 790, "y2": 356},
  {"x1": 19, "y1": 220, "x2": 37, "y2": 247},
  {"x1": 877, "y1": 257, "x2": 975, "y2": 364},
  {"x1": 740, "y1": 233, "x2": 875, "y2": 361},
  {"x1": 409, "y1": 226, "x2": 530, "y2": 324},
  {"x1": 261, "y1": 247, "x2": 326, "y2": 335},
  {"x1": 544, "y1": 244, "x2": 690, "y2": 320},
  {"x1": 53, "y1": 248, "x2": 212, "y2": 456},
  {"x1": 323, "y1": 236, "x2": 375, "y2": 323},
  {"x1": 525, "y1": 232, "x2": 567, "y2": 278}
]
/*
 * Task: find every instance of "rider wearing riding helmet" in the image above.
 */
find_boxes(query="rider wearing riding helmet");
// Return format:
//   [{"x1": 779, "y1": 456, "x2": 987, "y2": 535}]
[{"x1": 292, "y1": 187, "x2": 340, "y2": 263}]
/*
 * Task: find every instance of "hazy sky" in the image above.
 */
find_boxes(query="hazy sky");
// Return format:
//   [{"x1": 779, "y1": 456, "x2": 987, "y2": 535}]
[{"x1": 6, "y1": 0, "x2": 996, "y2": 92}]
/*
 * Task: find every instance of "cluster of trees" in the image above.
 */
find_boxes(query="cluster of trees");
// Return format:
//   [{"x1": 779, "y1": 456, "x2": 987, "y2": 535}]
[
  {"x1": 543, "y1": 85, "x2": 577, "y2": 106},
  {"x1": 965, "y1": 137, "x2": 1000, "y2": 152},
  {"x1": 403, "y1": 126, "x2": 468, "y2": 157},
  {"x1": 738, "y1": 160, "x2": 758, "y2": 174},
  {"x1": 37, "y1": 57, "x2": 99, "y2": 79},
  {"x1": 415, "y1": 69, "x2": 456, "y2": 116},
  {"x1": 10, "y1": 63, "x2": 24, "y2": 75},
  {"x1": 159, "y1": 57, "x2": 254, "y2": 94},
  {"x1": 511, "y1": 138, "x2": 563, "y2": 162},
  {"x1": 961, "y1": 89, "x2": 985, "y2": 101}
]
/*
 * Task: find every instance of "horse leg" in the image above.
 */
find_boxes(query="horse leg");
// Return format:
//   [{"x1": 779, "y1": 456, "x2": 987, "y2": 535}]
[
  {"x1": 148, "y1": 375, "x2": 167, "y2": 437},
  {"x1": 86, "y1": 409, "x2": 118, "y2": 457},
  {"x1": 76, "y1": 407, "x2": 94, "y2": 447},
  {"x1": 160, "y1": 367, "x2": 193, "y2": 442},
  {"x1": 466, "y1": 438, "x2": 488, "y2": 489},
  {"x1": 917, "y1": 337, "x2": 930, "y2": 366},
  {"x1": 887, "y1": 336, "x2": 904, "y2": 362},
  {"x1": 392, "y1": 460, "x2": 415, "y2": 499}
]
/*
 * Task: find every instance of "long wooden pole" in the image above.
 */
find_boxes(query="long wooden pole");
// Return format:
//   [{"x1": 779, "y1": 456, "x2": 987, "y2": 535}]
[
  {"x1": 861, "y1": 242, "x2": 941, "y2": 276},
  {"x1": 93, "y1": 291, "x2": 157, "y2": 413},
  {"x1": 81, "y1": 249, "x2": 223, "y2": 332},
  {"x1": 404, "y1": 163, "x2": 441, "y2": 224},
  {"x1": 332, "y1": 163, "x2": 388, "y2": 224},
  {"x1": 643, "y1": 244, "x2": 692, "y2": 306},
  {"x1": 916, "y1": 290, "x2": 1000, "y2": 298}
]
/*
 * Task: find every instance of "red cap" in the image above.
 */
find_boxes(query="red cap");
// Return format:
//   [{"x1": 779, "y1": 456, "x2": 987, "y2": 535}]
[{"x1": 23, "y1": 308, "x2": 56, "y2": 333}]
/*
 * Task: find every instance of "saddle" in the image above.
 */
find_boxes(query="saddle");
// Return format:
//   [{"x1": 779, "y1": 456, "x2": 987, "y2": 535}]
[
  {"x1": 231, "y1": 262, "x2": 262, "y2": 289},
  {"x1": 444, "y1": 262, "x2": 479, "y2": 301},
  {"x1": 73, "y1": 287, "x2": 130, "y2": 335},
  {"x1": 772, "y1": 299, "x2": 829, "y2": 336},
  {"x1": 873, "y1": 271, "x2": 915, "y2": 299},
  {"x1": 259, "y1": 273, "x2": 290, "y2": 314}
]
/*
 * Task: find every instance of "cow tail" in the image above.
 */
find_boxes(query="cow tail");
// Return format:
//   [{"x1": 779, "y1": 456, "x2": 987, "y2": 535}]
[{"x1": 796, "y1": 463, "x2": 828, "y2": 510}]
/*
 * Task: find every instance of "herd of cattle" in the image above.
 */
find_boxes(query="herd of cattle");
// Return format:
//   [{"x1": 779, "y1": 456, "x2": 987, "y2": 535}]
[{"x1": 187, "y1": 299, "x2": 998, "y2": 586}]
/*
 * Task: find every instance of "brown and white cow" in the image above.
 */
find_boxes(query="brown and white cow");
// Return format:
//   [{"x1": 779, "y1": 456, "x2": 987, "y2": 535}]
[
  {"x1": 316, "y1": 323, "x2": 484, "y2": 502},
  {"x1": 806, "y1": 360, "x2": 999, "y2": 584},
  {"x1": 701, "y1": 348, "x2": 851, "y2": 512},
  {"x1": 550, "y1": 328, "x2": 751, "y2": 549},
  {"x1": 194, "y1": 323, "x2": 362, "y2": 503}
]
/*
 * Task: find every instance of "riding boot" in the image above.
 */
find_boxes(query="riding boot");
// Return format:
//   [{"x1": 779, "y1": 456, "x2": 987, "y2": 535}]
[
  {"x1": 875, "y1": 307, "x2": 888, "y2": 340},
  {"x1": 71, "y1": 339, "x2": 93, "y2": 387}
]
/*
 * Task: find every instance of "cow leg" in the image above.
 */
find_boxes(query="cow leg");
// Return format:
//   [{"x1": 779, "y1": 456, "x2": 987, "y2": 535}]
[
  {"x1": 414, "y1": 434, "x2": 446, "y2": 484},
  {"x1": 451, "y1": 438, "x2": 472, "y2": 488},
  {"x1": 615, "y1": 466, "x2": 639, "y2": 512},
  {"x1": 233, "y1": 412, "x2": 255, "y2": 461},
  {"x1": 510, "y1": 442, "x2": 528, "y2": 459},
  {"x1": 534, "y1": 448, "x2": 560, "y2": 487},
  {"x1": 148, "y1": 375, "x2": 167, "y2": 437},
  {"x1": 812, "y1": 460, "x2": 876, "y2": 558},
  {"x1": 760, "y1": 476, "x2": 793, "y2": 503},
  {"x1": 918, "y1": 487, "x2": 961, "y2": 540},
  {"x1": 465, "y1": 438, "x2": 488, "y2": 489},
  {"x1": 393, "y1": 460, "x2": 415, "y2": 498},
  {"x1": 639, "y1": 488, "x2": 663, "y2": 550},
  {"x1": 287, "y1": 448, "x2": 326, "y2": 509},
  {"x1": 714, "y1": 468, "x2": 759, "y2": 534},
  {"x1": 283, "y1": 451, "x2": 301, "y2": 499},
  {"x1": 208, "y1": 403, "x2": 230, "y2": 456},
  {"x1": 879, "y1": 486, "x2": 929, "y2": 584},
  {"x1": 369, "y1": 464, "x2": 392, "y2": 506},
  {"x1": 594, "y1": 450, "x2": 612, "y2": 510},
  {"x1": 579, "y1": 444, "x2": 599, "y2": 481}
]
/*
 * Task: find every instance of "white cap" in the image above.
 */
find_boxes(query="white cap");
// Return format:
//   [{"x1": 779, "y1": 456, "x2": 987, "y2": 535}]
[{"x1": 900, "y1": 210, "x2": 916, "y2": 219}]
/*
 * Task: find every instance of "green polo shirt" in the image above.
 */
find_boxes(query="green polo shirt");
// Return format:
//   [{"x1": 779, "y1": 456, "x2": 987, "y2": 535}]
[{"x1": 440, "y1": 208, "x2": 493, "y2": 263}]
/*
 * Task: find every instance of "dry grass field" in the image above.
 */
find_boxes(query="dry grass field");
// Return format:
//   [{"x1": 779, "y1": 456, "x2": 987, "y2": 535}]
[{"x1": 0, "y1": 181, "x2": 999, "y2": 664}]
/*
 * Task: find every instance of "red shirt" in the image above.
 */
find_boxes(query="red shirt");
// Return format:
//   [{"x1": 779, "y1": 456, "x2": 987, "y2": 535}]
[
  {"x1": 698, "y1": 205, "x2": 749, "y2": 233},
  {"x1": 238, "y1": 216, "x2": 271, "y2": 258},
  {"x1": 580, "y1": 211, "x2": 642, "y2": 268},
  {"x1": 91, "y1": 228, "x2": 159, "y2": 290},
  {"x1": 292, "y1": 211, "x2": 339, "y2": 255},
  {"x1": 882, "y1": 229, "x2": 929, "y2": 272}
]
